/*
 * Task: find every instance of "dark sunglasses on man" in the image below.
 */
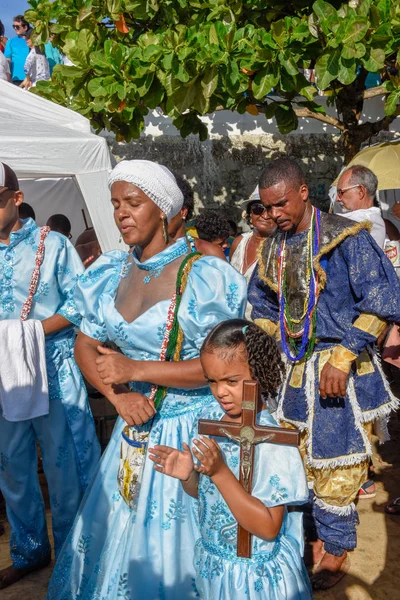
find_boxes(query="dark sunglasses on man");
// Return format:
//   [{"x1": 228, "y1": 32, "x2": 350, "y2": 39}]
[
  {"x1": 13, "y1": 24, "x2": 26, "y2": 31},
  {"x1": 250, "y1": 202, "x2": 269, "y2": 216}
]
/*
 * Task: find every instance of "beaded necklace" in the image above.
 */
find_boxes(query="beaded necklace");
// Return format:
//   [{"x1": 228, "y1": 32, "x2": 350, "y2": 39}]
[
  {"x1": 132, "y1": 238, "x2": 188, "y2": 284},
  {"x1": 20, "y1": 226, "x2": 51, "y2": 321},
  {"x1": 277, "y1": 207, "x2": 320, "y2": 362}
]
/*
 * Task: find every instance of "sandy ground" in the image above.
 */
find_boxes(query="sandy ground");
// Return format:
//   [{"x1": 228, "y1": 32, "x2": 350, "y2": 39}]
[{"x1": 1, "y1": 418, "x2": 399, "y2": 600}]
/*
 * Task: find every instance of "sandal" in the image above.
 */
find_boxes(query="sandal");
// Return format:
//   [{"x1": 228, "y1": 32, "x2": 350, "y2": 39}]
[
  {"x1": 358, "y1": 480, "x2": 376, "y2": 499},
  {"x1": 385, "y1": 497, "x2": 400, "y2": 515}
]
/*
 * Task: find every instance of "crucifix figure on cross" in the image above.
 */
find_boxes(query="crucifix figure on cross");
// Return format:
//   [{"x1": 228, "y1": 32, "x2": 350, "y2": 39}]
[{"x1": 198, "y1": 380, "x2": 300, "y2": 558}]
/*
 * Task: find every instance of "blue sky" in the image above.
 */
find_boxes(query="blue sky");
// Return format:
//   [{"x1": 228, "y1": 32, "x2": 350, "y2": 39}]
[{"x1": 1, "y1": 1, "x2": 31, "y2": 37}]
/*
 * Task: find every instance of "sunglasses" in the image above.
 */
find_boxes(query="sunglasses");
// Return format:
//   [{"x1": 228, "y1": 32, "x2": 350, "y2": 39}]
[
  {"x1": 250, "y1": 203, "x2": 268, "y2": 216},
  {"x1": 337, "y1": 184, "x2": 361, "y2": 198},
  {"x1": 13, "y1": 24, "x2": 25, "y2": 30}
]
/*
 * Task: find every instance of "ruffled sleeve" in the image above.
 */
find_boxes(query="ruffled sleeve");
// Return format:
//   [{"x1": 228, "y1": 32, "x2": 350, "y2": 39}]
[
  {"x1": 252, "y1": 410, "x2": 308, "y2": 508},
  {"x1": 74, "y1": 251, "x2": 128, "y2": 342},
  {"x1": 178, "y1": 256, "x2": 247, "y2": 353}
]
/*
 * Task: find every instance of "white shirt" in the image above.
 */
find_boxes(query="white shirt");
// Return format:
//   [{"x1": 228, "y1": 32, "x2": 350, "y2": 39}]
[
  {"x1": 24, "y1": 49, "x2": 50, "y2": 86},
  {"x1": 0, "y1": 51, "x2": 10, "y2": 81},
  {"x1": 341, "y1": 206, "x2": 386, "y2": 249}
]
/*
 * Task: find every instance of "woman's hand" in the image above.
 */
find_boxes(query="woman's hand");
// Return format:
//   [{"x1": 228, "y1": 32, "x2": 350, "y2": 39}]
[
  {"x1": 95, "y1": 346, "x2": 135, "y2": 385},
  {"x1": 113, "y1": 391, "x2": 155, "y2": 426},
  {"x1": 192, "y1": 436, "x2": 227, "y2": 478},
  {"x1": 148, "y1": 443, "x2": 195, "y2": 481}
]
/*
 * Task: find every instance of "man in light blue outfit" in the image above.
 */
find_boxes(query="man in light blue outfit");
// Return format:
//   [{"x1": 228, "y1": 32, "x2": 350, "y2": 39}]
[{"x1": 0, "y1": 163, "x2": 100, "y2": 589}]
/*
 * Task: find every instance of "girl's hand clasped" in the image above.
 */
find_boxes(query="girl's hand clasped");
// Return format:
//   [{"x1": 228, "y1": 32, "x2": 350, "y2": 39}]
[{"x1": 192, "y1": 436, "x2": 226, "y2": 478}]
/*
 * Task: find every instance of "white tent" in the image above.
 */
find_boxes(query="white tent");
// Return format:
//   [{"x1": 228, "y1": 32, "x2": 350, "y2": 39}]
[{"x1": 0, "y1": 79, "x2": 120, "y2": 251}]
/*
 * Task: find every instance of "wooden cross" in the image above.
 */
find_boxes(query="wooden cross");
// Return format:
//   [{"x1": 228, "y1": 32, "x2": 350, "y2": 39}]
[{"x1": 198, "y1": 380, "x2": 300, "y2": 558}]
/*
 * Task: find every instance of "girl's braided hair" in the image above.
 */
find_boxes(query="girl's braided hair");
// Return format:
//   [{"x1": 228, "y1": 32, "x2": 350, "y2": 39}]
[{"x1": 201, "y1": 319, "x2": 285, "y2": 399}]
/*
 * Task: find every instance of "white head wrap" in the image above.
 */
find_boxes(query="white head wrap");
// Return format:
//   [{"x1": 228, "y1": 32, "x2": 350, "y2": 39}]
[
  {"x1": 0, "y1": 163, "x2": 5, "y2": 187},
  {"x1": 108, "y1": 160, "x2": 184, "y2": 221}
]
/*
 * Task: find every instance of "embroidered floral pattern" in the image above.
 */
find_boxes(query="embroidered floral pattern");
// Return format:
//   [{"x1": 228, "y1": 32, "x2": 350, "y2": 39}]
[
  {"x1": 77, "y1": 534, "x2": 91, "y2": 565},
  {"x1": 161, "y1": 499, "x2": 187, "y2": 530},
  {"x1": 269, "y1": 475, "x2": 289, "y2": 503},
  {"x1": 188, "y1": 298, "x2": 197, "y2": 317},
  {"x1": 34, "y1": 281, "x2": 50, "y2": 302},
  {"x1": 226, "y1": 282, "x2": 240, "y2": 312},
  {"x1": 144, "y1": 500, "x2": 157, "y2": 526}
]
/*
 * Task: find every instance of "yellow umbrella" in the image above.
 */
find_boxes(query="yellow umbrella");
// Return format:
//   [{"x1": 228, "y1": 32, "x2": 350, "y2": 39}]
[{"x1": 333, "y1": 141, "x2": 400, "y2": 190}]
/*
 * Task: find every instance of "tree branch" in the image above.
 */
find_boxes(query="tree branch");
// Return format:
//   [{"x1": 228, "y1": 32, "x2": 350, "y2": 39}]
[
  {"x1": 293, "y1": 106, "x2": 345, "y2": 131},
  {"x1": 363, "y1": 85, "x2": 386, "y2": 100}
]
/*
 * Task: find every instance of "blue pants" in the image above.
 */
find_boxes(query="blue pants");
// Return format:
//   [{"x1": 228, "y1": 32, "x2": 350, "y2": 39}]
[{"x1": 0, "y1": 336, "x2": 100, "y2": 569}]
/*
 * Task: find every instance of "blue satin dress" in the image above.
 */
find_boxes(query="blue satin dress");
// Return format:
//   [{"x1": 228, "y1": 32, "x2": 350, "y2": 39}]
[
  {"x1": 47, "y1": 239, "x2": 247, "y2": 600},
  {"x1": 0, "y1": 218, "x2": 100, "y2": 568},
  {"x1": 193, "y1": 404, "x2": 313, "y2": 600}
]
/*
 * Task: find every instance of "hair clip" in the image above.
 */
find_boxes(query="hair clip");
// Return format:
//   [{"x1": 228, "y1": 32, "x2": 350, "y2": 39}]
[{"x1": 242, "y1": 325, "x2": 249, "y2": 335}]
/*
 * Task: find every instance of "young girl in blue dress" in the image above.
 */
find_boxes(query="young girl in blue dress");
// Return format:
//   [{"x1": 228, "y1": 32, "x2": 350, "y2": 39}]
[{"x1": 150, "y1": 319, "x2": 313, "y2": 599}]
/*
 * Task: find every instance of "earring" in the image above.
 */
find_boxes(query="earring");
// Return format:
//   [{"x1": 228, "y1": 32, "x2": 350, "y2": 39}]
[{"x1": 161, "y1": 216, "x2": 169, "y2": 244}]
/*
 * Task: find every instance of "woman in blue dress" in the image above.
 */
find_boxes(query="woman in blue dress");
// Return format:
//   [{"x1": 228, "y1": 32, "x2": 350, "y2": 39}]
[
  {"x1": 46, "y1": 160, "x2": 247, "y2": 600},
  {"x1": 150, "y1": 319, "x2": 313, "y2": 599}
]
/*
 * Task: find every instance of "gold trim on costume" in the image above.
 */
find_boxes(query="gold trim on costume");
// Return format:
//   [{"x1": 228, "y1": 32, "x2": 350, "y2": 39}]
[
  {"x1": 328, "y1": 345, "x2": 357, "y2": 374},
  {"x1": 256, "y1": 239, "x2": 278, "y2": 292},
  {"x1": 254, "y1": 318, "x2": 278, "y2": 337},
  {"x1": 356, "y1": 349, "x2": 375, "y2": 376},
  {"x1": 353, "y1": 313, "x2": 387, "y2": 339},
  {"x1": 313, "y1": 220, "x2": 372, "y2": 291},
  {"x1": 289, "y1": 361, "x2": 306, "y2": 388},
  {"x1": 318, "y1": 349, "x2": 332, "y2": 378}
]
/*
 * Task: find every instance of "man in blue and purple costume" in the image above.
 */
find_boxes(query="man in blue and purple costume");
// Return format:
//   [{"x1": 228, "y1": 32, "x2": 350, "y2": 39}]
[
  {"x1": 248, "y1": 157, "x2": 400, "y2": 591},
  {"x1": 0, "y1": 163, "x2": 100, "y2": 589}
]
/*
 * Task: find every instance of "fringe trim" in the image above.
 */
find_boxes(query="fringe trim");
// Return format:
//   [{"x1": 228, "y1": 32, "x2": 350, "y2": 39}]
[
  {"x1": 359, "y1": 354, "x2": 400, "y2": 425},
  {"x1": 313, "y1": 220, "x2": 372, "y2": 291},
  {"x1": 256, "y1": 238, "x2": 278, "y2": 292},
  {"x1": 306, "y1": 452, "x2": 370, "y2": 470},
  {"x1": 314, "y1": 497, "x2": 356, "y2": 517}
]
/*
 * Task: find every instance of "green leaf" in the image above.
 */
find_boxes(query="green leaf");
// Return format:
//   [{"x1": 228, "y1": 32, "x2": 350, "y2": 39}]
[
  {"x1": 77, "y1": 29, "x2": 95, "y2": 56},
  {"x1": 362, "y1": 48, "x2": 386, "y2": 72},
  {"x1": 142, "y1": 79, "x2": 164, "y2": 109},
  {"x1": 252, "y1": 69, "x2": 279, "y2": 100},
  {"x1": 170, "y1": 81, "x2": 199, "y2": 113},
  {"x1": 384, "y1": 91, "x2": 400, "y2": 116},
  {"x1": 342, "y1": 19, "x2": 369, "y2": 46},
  {"x1": 337, "y1": 58, "x2": 357, "y2": 85},
  {"x1": 313, "y1": 0, "x2": 338, "y2": 34},
  {"x1": 88, "y1": 78, "x2": 106, "y2": 97},
  {"x1": 264, "y1": 103, "x2": 277, "y2": 119},
  {"x1": 315, "y1": 49, "x2": 340, "y2": 89},
  {"x1": 280, "y1": 52, "x2": 299, "y2": 77},
  {"x1": 299, "y1": 84, "x2": 317, "y2": 101},
  {"x1": 201, "y1": 67, "x2": 218, "y2": 98},
  {"x1": 275, "y1": 104, "x2": 298, "y2": 134}
]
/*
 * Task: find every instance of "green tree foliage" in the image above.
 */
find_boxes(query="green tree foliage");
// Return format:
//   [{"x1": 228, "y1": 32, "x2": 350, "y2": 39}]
[{"x1": 26, "y1": 0, "x2": 400, "y2": 159}]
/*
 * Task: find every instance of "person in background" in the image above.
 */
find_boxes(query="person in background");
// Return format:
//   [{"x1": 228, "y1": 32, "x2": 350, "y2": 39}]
[
  {"x1": 46, "y1": 214, "x2": 72, "y2": 239},
  {"x1": 0, "y1": 20, "x2": 7, "y2": 53},
  {"x1": 19, "y1": 202, "x2": 36, "y2": 221},
  {"x1": 0, "y1": 162, "x2": 100, "y2": 589},
  {"x1": 0, "y1": 47, "x2": 10, "y2": 82},
  {"x1": 168, "y1": 176, "x2": 226, "y2": 259},
  {"x1": 75, "y1": 227, "x2": 102, "y2": 268},
  {"x1": 4, "y1": 16, "x2": 30, "y2": 86},
  {"x1": 21, "y1": 29, "x2": 50, "y2": 89},
  {"x1": 44, "y1": 35, "x2": 63, "y2": 75},
  {"x1": 195, "y1": 209, "x2": 230, "y2": 252},
  {"x1": 336, "y1": 165, "x2": 385, "y2": 249},
  {"x1": 230, "y1": 186, "x2": 277, "y2": 319}
]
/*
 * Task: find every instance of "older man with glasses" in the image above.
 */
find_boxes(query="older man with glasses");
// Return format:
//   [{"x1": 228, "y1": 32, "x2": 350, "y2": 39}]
[
  {"x1": 4, "y1": 15, "x2": 30, "y2": 86},
  {"x1": 336, "y1": 165, "x2": 386, "y2": 249}
]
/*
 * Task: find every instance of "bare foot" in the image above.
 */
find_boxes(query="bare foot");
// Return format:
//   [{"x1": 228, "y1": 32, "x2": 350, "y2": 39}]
[
  {"x1": 304, "y1": 538, "x2": 325, "y2": 567},
  {"x1": 311, "y1": 551, "x2": 350, "y2": 590},
  {"x1": 0, "y1": 556, "x2": 51, "y2": 590}
]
